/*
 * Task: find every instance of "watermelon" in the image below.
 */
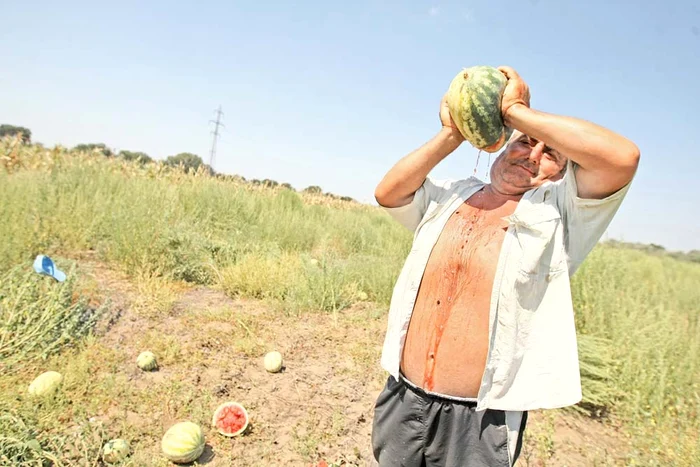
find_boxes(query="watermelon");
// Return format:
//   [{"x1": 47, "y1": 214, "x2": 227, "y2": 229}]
[
  {"x1": 136, "y1": 351, "x2": 158, "y2": 371},
  {"x1": 28, "y1": 371, "x2": 63, "y2": 397},
  {"x1": 264, "y1": 351, "x2": 283, "y2": 373},
  {"x1": 446, "y1": 65, "x2": 513, "y2": 153},
  {"x1": 212, "y1": 402, "x2": 249, "y2": 437},
  {"x1": 161, "y1": 421, "x2": 205, "y2": 464},
  {"x1": 102, "y1": 439, "x2": 130, "y2": 464}
]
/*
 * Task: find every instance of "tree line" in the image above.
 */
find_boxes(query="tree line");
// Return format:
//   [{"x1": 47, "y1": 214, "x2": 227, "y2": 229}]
[
  {"x1": 1, "y1": 123, "x2": 355, "y2": 202},
  {"x1": 1, "y1": 124, "x2": 208, "y2": 172}
]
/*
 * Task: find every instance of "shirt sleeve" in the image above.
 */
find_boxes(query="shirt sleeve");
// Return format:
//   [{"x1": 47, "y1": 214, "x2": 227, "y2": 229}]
[
  {"x1": 556, "y1": 160, "x2": 633, "y2": 275},
  {"x1": 379, "y1": 176, "x2": 454, "y2": 232}
]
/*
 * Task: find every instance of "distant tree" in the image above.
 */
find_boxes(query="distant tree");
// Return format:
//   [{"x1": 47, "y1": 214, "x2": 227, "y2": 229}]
[
  {"x1": 202, "y1": 164, "x2": 216, "y2": 176},
  {"x1": 74, "y1": 143, "x2": 114, "y2": 157},
  {"x1": 261, "y1": 179, "x2": 279, "y2": 188},
  {"x1": 339, "y1": 196, "x2": 355, "y2": 203},
  {"x1": 687, "y1": 250, "x2": 700, "y2": 263},
  {"x1": 215, "y1": 173, "x2": 246, "y2": 183},
  {"x1": 118, "y1": 150, "x2": 152, "y2": 164},
  {"x1": 281, "y1": 182, "x2": 294, "y2": 191},
  {"x1": 303, "y1": 185, "x2": 322, "y2": 194},
  {"x1": 0, "y1": 124, "x2": 32, "y2": 143},
  {"x1": 164, "y1": 152, "x2": 204, "y2": 173}
]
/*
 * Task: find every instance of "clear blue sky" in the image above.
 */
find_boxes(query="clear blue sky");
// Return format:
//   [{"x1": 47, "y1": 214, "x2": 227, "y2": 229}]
[{"x1": 2, "y1": 1, "x2": 699, "y2": 251}]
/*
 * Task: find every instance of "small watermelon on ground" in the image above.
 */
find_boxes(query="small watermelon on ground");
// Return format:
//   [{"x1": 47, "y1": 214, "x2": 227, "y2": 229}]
[
  {"x1": 264, "y1": 351, "x2": 283, "y2": 373},
  {"x1": 28, "y1": 371, "x2": 63, "y2": 397},
  {"x1": 102, "y1": 439, "x2": 130, "y2": 464},
  {"x1": 446, "y1": 65, "x2": 513, "y2": 153},
  {"x1": 161, "y1": 421, "x2": 205, "y2": 464},
  {"x1": 136, "y1": 351, "x2": 158, "y2": 371},
  {"x1": 212, "y1": 401, "x2": 249, "y2": 437}
]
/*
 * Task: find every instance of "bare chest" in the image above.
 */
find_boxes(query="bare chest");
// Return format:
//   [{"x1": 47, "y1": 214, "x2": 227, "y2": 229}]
[
  {"x1": 430, "y1": 202, "x2": 511, "y2": 274},
  {"x1": 400, "y1": 192, "x2": 518, "y2": 396}
]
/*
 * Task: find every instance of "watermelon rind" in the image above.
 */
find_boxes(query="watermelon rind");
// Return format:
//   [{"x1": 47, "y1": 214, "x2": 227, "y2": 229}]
[
  {"x1": 446, "y1": 65, "x2": 513, "y2": 153},
  {"x1": 161, "y1": 421, "x2": 205, "y2": 464},
  {"x1": 212, "y1": 401, "x2": 250, "y2": 437}
]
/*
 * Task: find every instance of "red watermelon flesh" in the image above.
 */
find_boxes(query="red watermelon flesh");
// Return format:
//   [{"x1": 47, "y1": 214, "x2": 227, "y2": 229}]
[{"x1": 212, "y1": 402, "x2": 249, "y2": 437}]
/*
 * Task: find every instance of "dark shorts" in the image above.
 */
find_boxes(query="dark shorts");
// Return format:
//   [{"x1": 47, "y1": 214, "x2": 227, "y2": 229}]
[{"x1": 371, "y1": 375, "x2": 528, "y2": 467}]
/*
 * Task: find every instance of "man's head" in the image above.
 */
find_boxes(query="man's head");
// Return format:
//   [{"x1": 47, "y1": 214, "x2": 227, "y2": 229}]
[{"x1": 488, "y1": 130, "x2": 568, "y2": 196}]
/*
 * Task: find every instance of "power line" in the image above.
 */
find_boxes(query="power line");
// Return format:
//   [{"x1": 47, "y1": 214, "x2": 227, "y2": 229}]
[{"x1": 209, "y1": 106, "x2": 224, "y2": 170}]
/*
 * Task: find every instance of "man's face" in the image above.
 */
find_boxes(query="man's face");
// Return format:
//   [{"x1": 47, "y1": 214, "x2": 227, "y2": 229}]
[{"x1": 489, "y1": 131, "x2": 567, "y2": 195}]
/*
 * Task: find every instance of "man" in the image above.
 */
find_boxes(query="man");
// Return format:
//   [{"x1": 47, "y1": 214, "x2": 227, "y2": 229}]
[{"x1": 371, "y1": 66, "x2": 639, "y2": 467}]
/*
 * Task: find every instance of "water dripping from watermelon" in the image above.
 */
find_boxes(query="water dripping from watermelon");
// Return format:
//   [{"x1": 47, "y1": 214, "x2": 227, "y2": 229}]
[
  {"x1": 486, "y1": 152, "x2": 492, "y2": 181},
  {"x1": 422, "y1": 206, "x2": 484, "y2": 391},
  {"x1": 473, "y1": 150, "x2": 482, "y2": 176}
]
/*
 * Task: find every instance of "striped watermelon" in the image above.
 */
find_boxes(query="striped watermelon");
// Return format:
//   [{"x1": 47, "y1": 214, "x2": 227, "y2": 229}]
[
  {"x1": 446, "y1": 66, "x2": 513, "y2": 153},
  {"x1": 161, "y1": 421, "x2": 205, "y2": 464}
]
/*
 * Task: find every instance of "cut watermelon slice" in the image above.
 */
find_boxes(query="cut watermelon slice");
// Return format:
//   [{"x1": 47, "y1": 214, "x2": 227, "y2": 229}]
[{"x1": 212, "y1": 401, "x2": 249, "y2": 437}]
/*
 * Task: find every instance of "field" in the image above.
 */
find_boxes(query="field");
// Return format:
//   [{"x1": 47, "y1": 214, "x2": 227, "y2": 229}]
[{"x1": 1, "y1": 138, "x2": 699, "y2": 466}]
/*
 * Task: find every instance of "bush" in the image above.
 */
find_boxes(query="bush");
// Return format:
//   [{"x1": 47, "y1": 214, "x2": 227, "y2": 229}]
[
  {"x1": 0, "y1": 124, "x2": 31, "y2": 143},
  {"x1": 0, "y1": 264, "x2": 108, "y2": 371},
  {"x1": 164, "y1": 153, "x2": 204, "y2": 173},
  {"x1": 119, "y1": 150, "x2": 152, "y2": 164},
  {"x1": 73, "y1": 143, "x2": 114, "y2": 157},
  {"x1": 303, "y1": 185, "x2": 322, "y2": 194}
]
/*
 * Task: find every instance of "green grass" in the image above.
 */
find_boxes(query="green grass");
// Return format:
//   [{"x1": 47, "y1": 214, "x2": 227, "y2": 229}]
[
  {"x1": 1, "y1": 138, "x2": 699, "y2": 465},
  {"x1": 0, "y1": 140, "x2": 407, "y2": 312},
  {"x1": 0, "y1": 264, "x2": 108, "y2": 372},
  {"x1": 571, "y1": 246, "x2": 700, "y2": 465}
]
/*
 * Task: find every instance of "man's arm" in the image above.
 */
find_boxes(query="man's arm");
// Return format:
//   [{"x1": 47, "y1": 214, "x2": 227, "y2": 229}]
[
  {"x1": 499, "y1": 67, "x2": 640, "y2": 200},
  {"x1": 374, "y1": 95, "x2": 464, "y2": 208}
]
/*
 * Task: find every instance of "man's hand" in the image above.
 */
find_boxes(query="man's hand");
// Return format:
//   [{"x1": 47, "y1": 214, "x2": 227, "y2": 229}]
[
  {"x1": 498, "y1": 66, "x2": 531, "y2": 126},
  {"x1": 439, "y1": 93, "x2": 465, "y2": 143}
]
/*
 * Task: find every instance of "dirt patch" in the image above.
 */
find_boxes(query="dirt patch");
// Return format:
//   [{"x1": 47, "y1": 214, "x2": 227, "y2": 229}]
[
  {"x1": 78, "y1": 262, "x2": 630, "y2": 466},
  {"x1": 520, "y1": 410, "x2": 630, "y2": 466},
  {"x1": 170, "y1": 286, "x2": 242, "y2": 316}
]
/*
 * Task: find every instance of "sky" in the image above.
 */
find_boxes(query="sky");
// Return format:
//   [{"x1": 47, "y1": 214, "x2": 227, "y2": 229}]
[{"x1": 2, "y1": 0, "x2": 699, "y2": 251}]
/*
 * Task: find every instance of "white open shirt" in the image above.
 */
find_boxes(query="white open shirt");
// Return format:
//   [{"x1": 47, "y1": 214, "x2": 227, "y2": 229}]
[{"x1": 379, "y1": 160, "x2": 632, "y2": 412}]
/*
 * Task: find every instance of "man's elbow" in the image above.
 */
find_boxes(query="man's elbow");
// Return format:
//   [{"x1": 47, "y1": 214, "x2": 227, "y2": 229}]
[
  {"x1": 606, "y1": 142, "x2": 640, "y2": 183},
  {"x1": 618, "y1": 141, "x2": 641, "y2": 173},
  {"x1": 374, "y1": 186, "x2": 414, "y2": 208}
]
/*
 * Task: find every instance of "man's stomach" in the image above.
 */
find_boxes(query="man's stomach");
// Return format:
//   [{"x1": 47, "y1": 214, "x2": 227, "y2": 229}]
[{"x1": 400, "y1": 295, "x2": 490, "y2": 398}]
